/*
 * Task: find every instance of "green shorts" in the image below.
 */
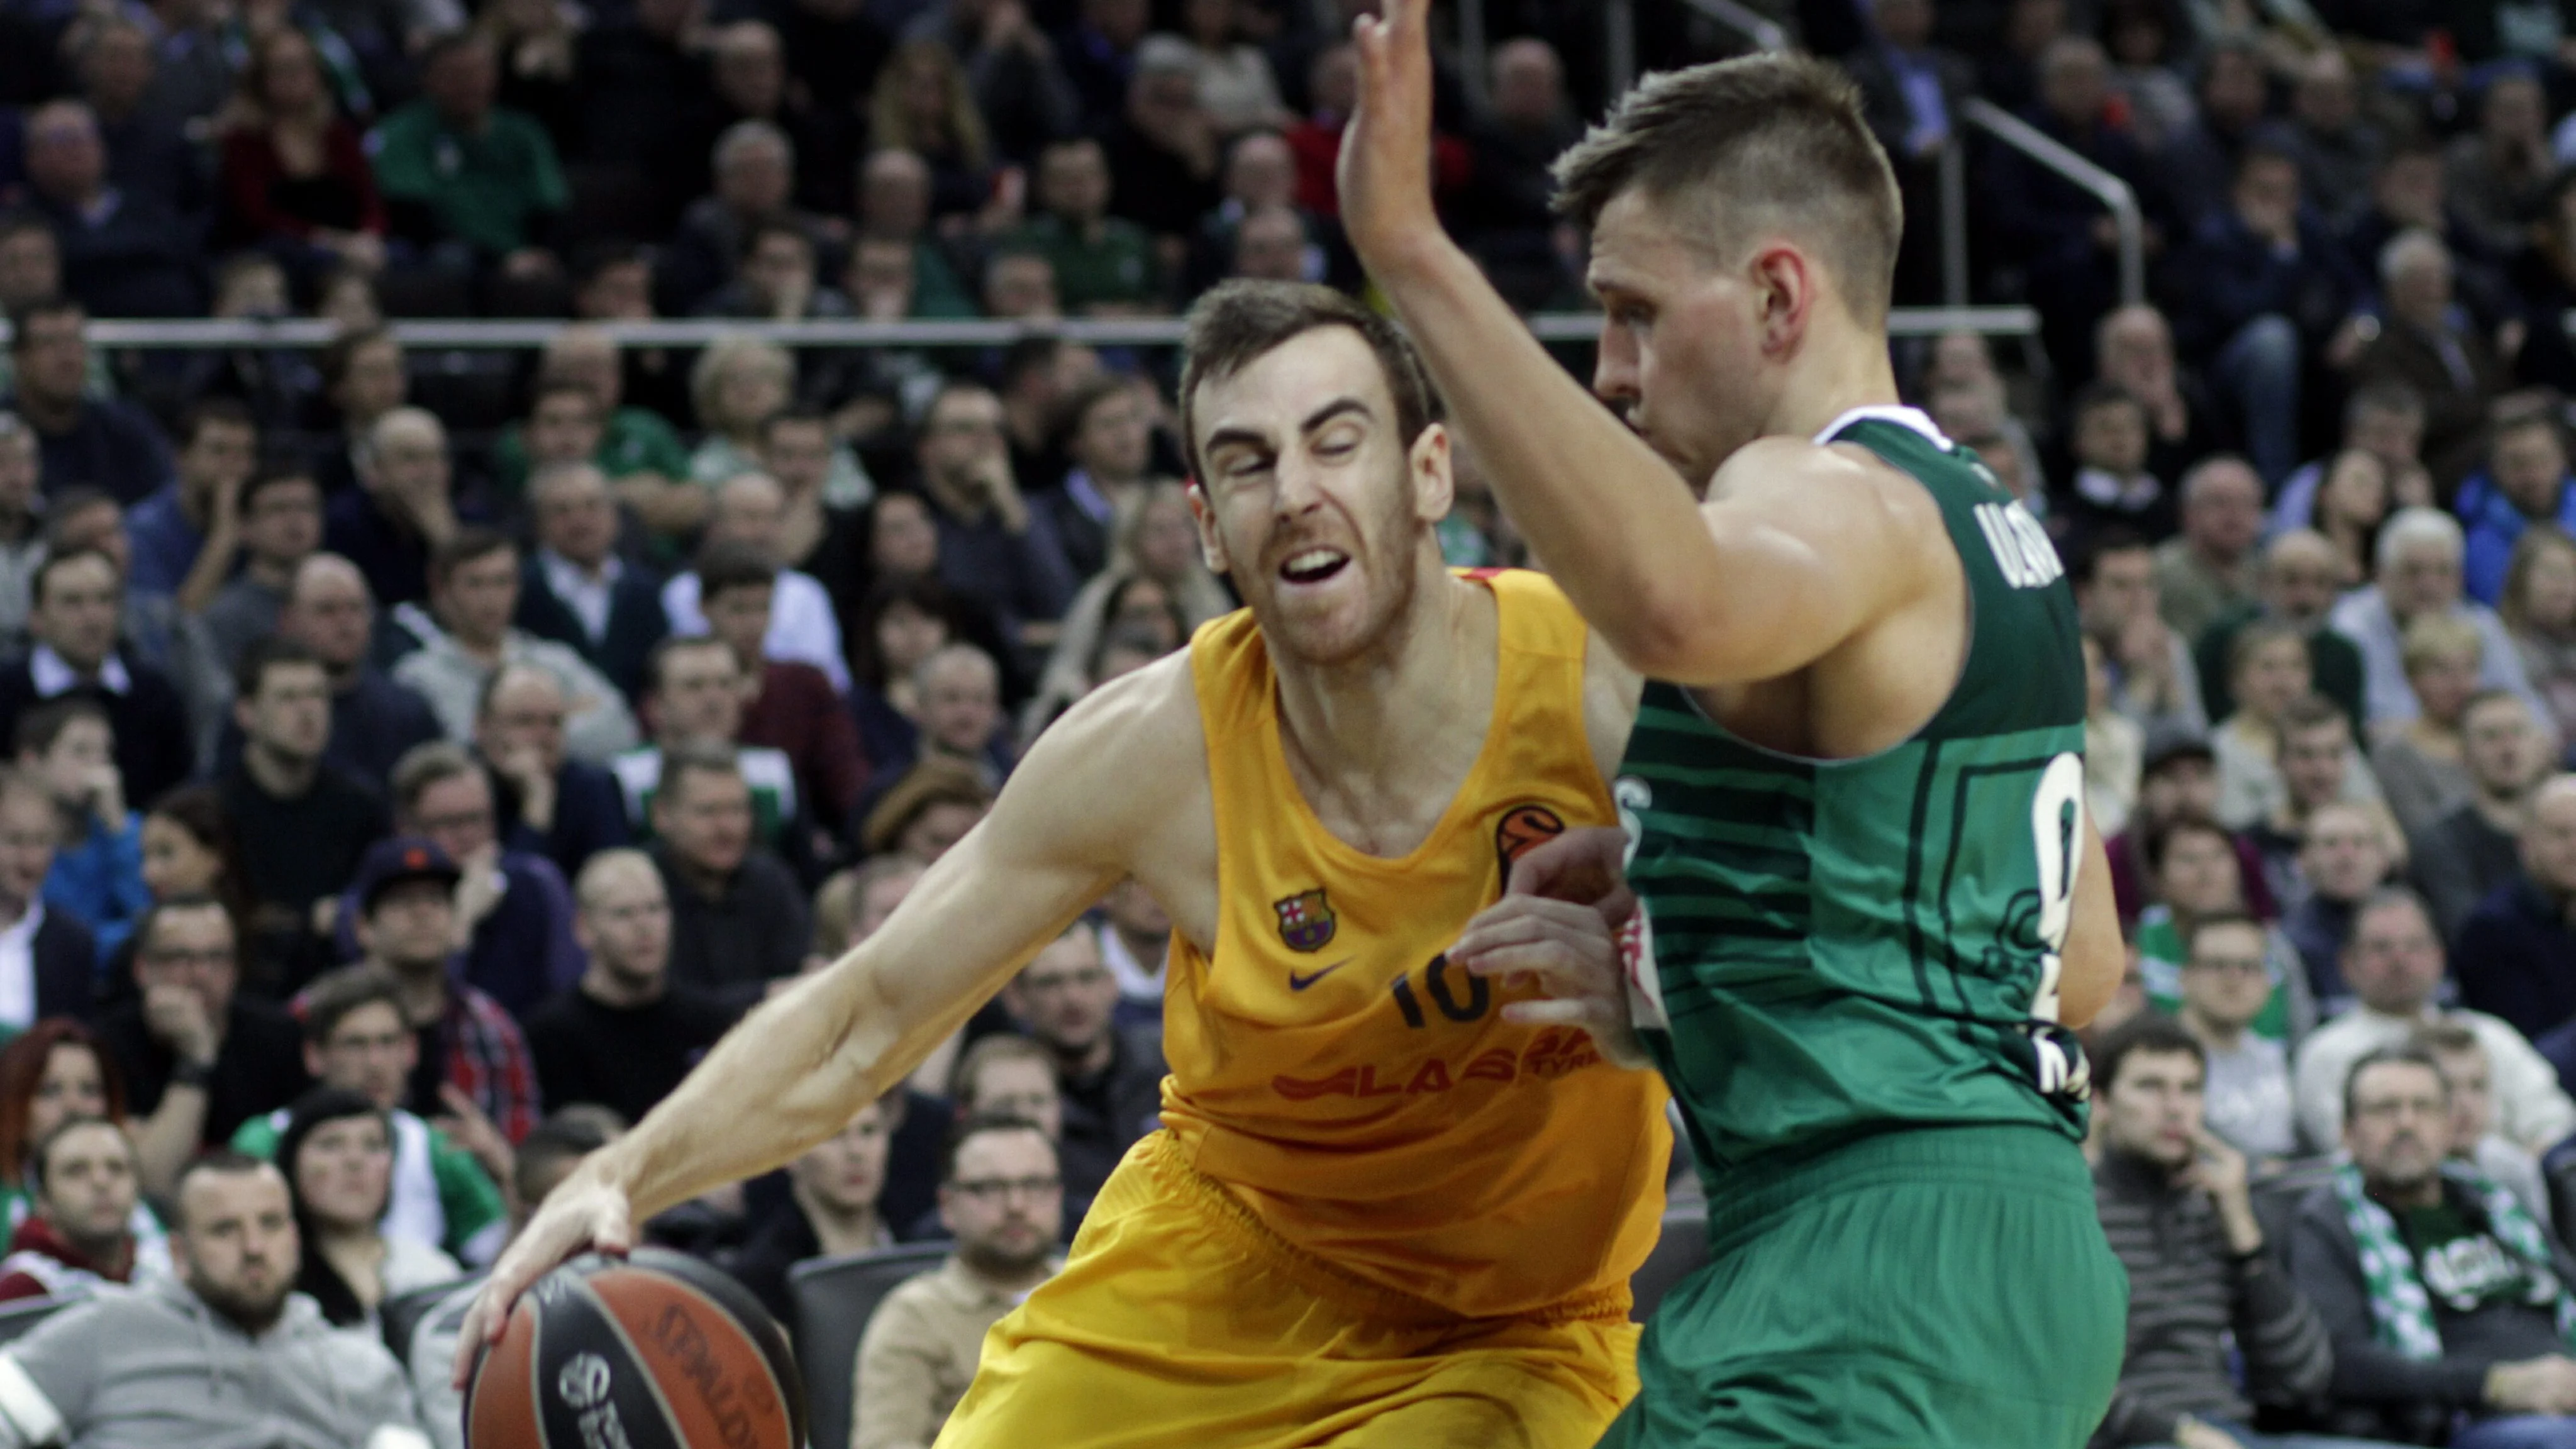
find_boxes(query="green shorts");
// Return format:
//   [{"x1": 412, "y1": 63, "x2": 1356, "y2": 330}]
[{"x1": 1597, "y1": 1124, "x2": 2128, "y2": 1449}]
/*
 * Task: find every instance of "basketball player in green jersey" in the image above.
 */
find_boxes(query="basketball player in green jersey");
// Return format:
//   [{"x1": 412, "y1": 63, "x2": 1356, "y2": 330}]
[{"x1": 1338, "y1": 17, "x2": 2130, "y2": 1449}]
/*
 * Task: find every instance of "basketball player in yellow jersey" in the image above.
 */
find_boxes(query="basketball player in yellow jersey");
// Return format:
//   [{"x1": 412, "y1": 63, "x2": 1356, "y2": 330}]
[{"x1": 458, "y1": 279, "x2": 1673, "y2": 1447}]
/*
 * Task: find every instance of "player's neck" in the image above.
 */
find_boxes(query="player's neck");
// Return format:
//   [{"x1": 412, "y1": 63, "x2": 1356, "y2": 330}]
[
  {"x1": 1759, "y1": 325, "x2": 1904, "y2": 447},
  {"x1": 1271, "y1": 568, "x2": 1494, "y2": 851}
]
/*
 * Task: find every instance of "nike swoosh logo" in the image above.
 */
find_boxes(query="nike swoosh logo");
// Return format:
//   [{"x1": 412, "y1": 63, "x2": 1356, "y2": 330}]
[{"x1": 1288, "y1": 958, "x2": 1354, "y2": 991}]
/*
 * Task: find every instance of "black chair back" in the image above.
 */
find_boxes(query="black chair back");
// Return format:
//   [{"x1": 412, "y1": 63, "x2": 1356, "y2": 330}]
[{"x1": 789, "y1": 1243, "x2": 951, "y2": 1449}]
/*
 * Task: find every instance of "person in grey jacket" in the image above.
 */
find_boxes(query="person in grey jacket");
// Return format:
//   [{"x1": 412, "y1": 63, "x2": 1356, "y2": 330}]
[{"x1": 0, "y1": 1152, "x2": 427, "y2": 1449}]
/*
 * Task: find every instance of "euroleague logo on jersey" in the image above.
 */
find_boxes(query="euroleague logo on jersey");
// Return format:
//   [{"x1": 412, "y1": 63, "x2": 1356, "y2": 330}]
[{"x1": 1494, "y1": 803, "x2": 1566, "y2": 886}]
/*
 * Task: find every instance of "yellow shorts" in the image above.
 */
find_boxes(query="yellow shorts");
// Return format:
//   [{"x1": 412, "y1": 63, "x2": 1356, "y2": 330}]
[{"x1": 931, "y1": 1133, "x2": 1639, "y2": 1449}]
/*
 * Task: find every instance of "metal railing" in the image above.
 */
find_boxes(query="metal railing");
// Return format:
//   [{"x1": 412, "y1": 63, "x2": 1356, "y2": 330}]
[
  {"x1": 3, "y1": 306, "x2": 2040, "y2": 352},
  {"x1": 1960, "y1": 97, "x2": 2145, "y2": 309},
  {"x1": 1604, "y1": 0, "x2": 1788, "y2": 94}
]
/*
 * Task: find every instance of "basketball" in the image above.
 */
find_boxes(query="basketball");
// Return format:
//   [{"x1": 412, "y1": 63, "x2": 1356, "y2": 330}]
[{"x1": 465, "y1": 1249, "x2": 806, "y2": 1449}]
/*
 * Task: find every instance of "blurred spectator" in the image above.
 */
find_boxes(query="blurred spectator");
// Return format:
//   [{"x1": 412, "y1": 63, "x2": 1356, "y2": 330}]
[
  {"x1": 230, "y1": 967, "x2": 508, "y2": 1267},
  {"x1": 665, "y1": 474, "x2": 852, "y2": 692},
  {"x1": 510, "y1": 325, "x2": 699, "y2": 538},
  {"x1": 2109, "y1": 738, "x2": 2254, "y2": 923},
  {"x1": 0, "y1": 767, "x2": 92, "y2": 1038},
  {"x1": 0, "y1": 550, "x2": 194, "y2": 809},
  {"x1": 391, "y1": 529, "x2": 638, "y2": 763},
  {"x1": 1225, "y1": 204, "x2": 1306, "y2": 284},
  {"x1": 2499, "y1": 526, "x2": 2576, "y2": 748},
  {"x1": 914, "y1": 380, "x2": 1078, "y2": 652},
  {"x1": 2510, "y1": 171, "x2": 2576, "y2": 397},
  {"x1": 218, "y1": 638, "x2": 392, "y2": 980},
  {"x1": 2154, "y1": 456, "x2": 2263, "y2": 647},
  {"x1": 1031, "y1": 374, "x2": 1152, "y2": 577},
  {"x1": 326, "y1": 406, "x2": 463, "y2": 608},
  {"x1": 200, "y1": 468, "x2": 326, "y2": 673},
  {"x1": 1000, "y1": 925, "x2": 1158, "y2": 1201},
  {"x1": 2343, "y1": 511, "x2": 2553, "y2": 737},
  {"x1": 0, "y1": 1118, "x2": 150, "y2": 1302},
  {"x1": 2197, "y1": 531, "x2": 2369, "y2": 733},
  {"x1": 1091, "y1": 877, "x2": 1165, "y2": 1021},
  {"x1": 0, "y1": 1154, "x2": 426, "y2": 1448},
  {"x1": 2372, "y1": 615, "x2": 2485, "y2": 842},
  {"x1": 2455, "y1": 777, "x2": 2576, "y2": 1041},
  {"x1": 2418, "y1": 1021, "x2": 2555, "y2": 1233},
  {"x1": 0, "y1": 298, "x2": 174, "y2": 506},
  {"x1": 995, "y1": 336, "x2": 1093, "y2": 488},
  {"x1": 760, "y1": 408, "x2": 876, "y2": 600},
  {"x1": 650, "y1": 744, "x2": 809, "y2": 1008},
  {"x1": 2164, "y1": 145, "x2": 2361, "y2": 486},
  {"x1": 877, "y1": 643, "x2": 1011, "y2": 795},
  {"x1": 0, "y1": 225, "x2": 62, "y2": 349},
  {"x1": 2280, "y1": 799, "x2": 2396, "y2": 1016},
  {"x1": 1060, "y1": 0, "x2": 1148, "y2": 125},
  {"x1": 97, "y1": 897, "x2": 309, "y2": 1191},
  {"x1": 345, "y1": 835, "x2": 538, "y2": 1143},
  {"x1": 273, "y1": 554, "x2": 445, "y2": 791},
  {"x1": 570, "y1": 0, "x2": 719, "y2": 239},
  {"x1": 2210, "y1": 624, "x2": 2321, "y2": 830},
  {"x1": 2292, "y1": 889, "x2": 2573, "y2": 1156},
  {"x1": 2285, "y1": 1047, "x2": 2576, "y2": 1448},
  {"x1": 1015, "y1": 136, "x2": 1157, "y2": 314},
  {"x1": 697, "y1": 543, "x2": 868, "y2": 843},
  {"x1": 480, "y1": 0, "x2": 584, "y2": 152},
  {"x1": 1021, "y1": 485, "x2": 1219, "y2": 735},
  {"x1": 1104, "y1": 47, "x2": 1228, "y2": 253},
  {"x1": 2257, "y1": 696, "x2": 2398, "y2": 907},
  {"x1": 855, "y1": 148, "x2": 977, "y2": 315},
  {"x1": 16, "y1": 100, "x2": 203, "y2": 318},
  {"x1": 2170, "y1": 914, "x2": 2299, "y2": 1162},
  {"x1": 2269, "y1": 384, "x2": 2429, "y2": 547},
  {"x1": 1837, "y1": 0, "x2": 1970, "y2": 309},
  {"x1": 2158, "y1": 37, "x2": 2268, "y2": 226},
  {"x1": 2087, "y1": 1014, "x2": 2331, "y2": 1449},
  {"x1": 2311, "y1": 448, "x2": 2398, "y2": 591},
  {"x1": 2351, "y1": 231, "x2": 2511, "y2": 492},
  {"x1": 2133, "y1": 814, "x2": 2312, "y2": 1043},
  {"x1": 514, "y1": 460, "x2": 670, "y2": 701},
  {"x1": 688, "y1": 333, "x2": 798, "y2": 492},
  {"x1": 852, "y1": 1113, "x2": 1063, "y2": 1449},
  {"x1": 2096, "y1": 306, "x2": 2228, "y2": 497},
  {"x1": 1185, "y1": 130, "x2": 1335, "y2": 297},
  {"x1": 77, "y1": 20, "x2": 204, "y2": 228},
  {"x1": 525, "y1": 848, "x2": 736, "y2": 1127},
  {"x1": 0, "y1": 1024, "x2": 157, "y2": 1255},
  {"x1": 864, "y1": 40, "x2": 1002, "y2": 225},
  {"x1": 2087, "y1": 636, "x2": 2143, "y2": 839},
  {"x1": 213, "y1": 28, "x2": 388, "y2": 284},
  {"x1": 43, "y1": 494, "x2": 230, "y2": 765},
  {"x1": 2459, "y1": 410, "x2": 2576, "y2": 608},
  {"x1": 477, "y1": 660, "x2": 630, "y2": 880},
  {"x1": 131, "y1": 789, "x2": 260, "y2": 991},
  {"x1": 2075, "y1": 529, "x2": 2207, "y2": 741},
  {"x1": 311, "y1": 325, "x2": 408, "y2": 498},
  {"x1": 1163, "y1": 0, "x2": 1286, "y2": 136},
  {"x1": 370, "y1": 31, "x2": 568, "y2": 277},
  {"x1": 849, "y1": 574, "x2": 972, "y2": 769},
  {"x1": 18, "y1": 700, "x2": 147, "y2": 966},
  {"x1": 124, "y1": 397, "x2": 257, "y2": 606},
  {"x1": 702, "y1": 23, "x2": 840, "y2": 217},
  {"x1": 2414, "y1": 692, "x2": 2552, "y2": 941},
  {"x1": 0, "y1": 416, "x2": 41, "y2": 641},
  {"x1": 2280, "y1": 50, "x2": 2382, "y2": 226},
  {"x1": 660, "y1": 120, "x2": 821, "y2": 316},
  {"x1": 725, "y1": 1097, "x2": 894, "y2": 1323},
  {"x1": 614, "y1": 636, "x2": 801, "y2": 848},
  {"x1": 274, "y1": 1085, "x2": 459, "y2": 1326},
  {"x1": 2062, "y1": 384, "x2": 2172, "y2": 541},
  {"x1": 858, "y1": 757, "x2": 991, "y2": 866},
  {"x1": 770, "y1": 0, "x2": 886, "y2": 212},
  {"x1": 695, "y1": 220, "x2": 855, "y2": 365},
  {"x1": 2445, "y1": 70, "x2": 2553, "y2": 263},
  {"x1": 369, "y1": 742, "x2": 581, "y2": 1018}
]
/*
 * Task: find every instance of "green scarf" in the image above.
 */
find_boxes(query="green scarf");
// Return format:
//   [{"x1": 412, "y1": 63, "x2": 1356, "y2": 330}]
[{"x1": 2333, "y1": 1160, "x2": 2576, "y2": 1360}]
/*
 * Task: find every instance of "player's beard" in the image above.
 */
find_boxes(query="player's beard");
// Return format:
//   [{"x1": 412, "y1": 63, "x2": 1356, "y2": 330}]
[{"x1": 1252, "y1": 462, "x2": 1424, "y2": 670}]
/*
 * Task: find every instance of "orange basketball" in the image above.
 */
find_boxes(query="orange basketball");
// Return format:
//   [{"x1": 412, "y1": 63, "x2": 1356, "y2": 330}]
[{"x1": 466, "y1": 1250, "x2": 805, "y2": 1449}]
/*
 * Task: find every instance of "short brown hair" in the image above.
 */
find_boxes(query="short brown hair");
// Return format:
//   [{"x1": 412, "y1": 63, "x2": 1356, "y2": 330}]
[
  {"x1": 1551, "y1": 53, "x2": 1902, "y2": 325},
  {"x1": 860, "y1": 757, "x2": 993, "y2": 855},
  {"x1": 1175, "y1": 280, "x2": 1441, "y2": 482},
  {"x1": 950, "y1": 1033, "x2": 1053, "y2": 1106}
]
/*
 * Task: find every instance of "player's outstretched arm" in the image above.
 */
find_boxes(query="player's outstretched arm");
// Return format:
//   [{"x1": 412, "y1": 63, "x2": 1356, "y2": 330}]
[
  {"x1": 451, "y1": 657, "x2": 1204, "y2": 1382},
  {"x1": 1338, "y1": 0, "x2": 1930, "y2": 687},
  {"x1": 2058, "y1": 818, "x2": 2121, "y2": 1030}
]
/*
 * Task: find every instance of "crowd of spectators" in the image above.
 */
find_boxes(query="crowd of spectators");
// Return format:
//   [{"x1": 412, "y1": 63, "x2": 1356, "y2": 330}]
[{"x1": 5, "y1": 0, "x2": 2576, "y2": 1445}]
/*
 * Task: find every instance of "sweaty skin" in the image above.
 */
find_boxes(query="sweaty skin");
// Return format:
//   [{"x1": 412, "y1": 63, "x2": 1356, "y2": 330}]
[{"x1": 452, "y1": 326, "x2": 1645, "y2": 1380}]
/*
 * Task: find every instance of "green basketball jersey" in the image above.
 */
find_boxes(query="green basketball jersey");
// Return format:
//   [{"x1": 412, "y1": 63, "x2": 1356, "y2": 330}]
[{"x1": 1617, "y1": 408, "x2": 2093, "y2": 1179}]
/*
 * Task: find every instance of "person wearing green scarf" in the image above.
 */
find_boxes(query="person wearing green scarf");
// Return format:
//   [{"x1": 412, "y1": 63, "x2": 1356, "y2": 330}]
[{"x1": 2288, "y1": 1046, "x2": 2576, "y2": 1446}]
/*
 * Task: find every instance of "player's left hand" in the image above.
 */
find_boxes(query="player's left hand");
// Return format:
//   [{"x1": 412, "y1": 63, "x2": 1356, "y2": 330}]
[
  {"x1": 1336, "y1": 0, "x2": 1438, "y2": 272},
  {"x1": 1454, "y1": 896, "x2": 1651, "y2": 1070}
]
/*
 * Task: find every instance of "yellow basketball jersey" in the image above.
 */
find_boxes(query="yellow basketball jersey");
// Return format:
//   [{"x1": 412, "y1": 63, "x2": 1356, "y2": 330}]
[{"x1": 1158, "y1": 568, "x2": 1670, "y2": 1323}]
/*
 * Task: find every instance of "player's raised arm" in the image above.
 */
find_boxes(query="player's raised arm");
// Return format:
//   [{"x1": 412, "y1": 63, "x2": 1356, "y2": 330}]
[{"x1": 452, "y1": 656, "x2": 1206, "y2": 1379}]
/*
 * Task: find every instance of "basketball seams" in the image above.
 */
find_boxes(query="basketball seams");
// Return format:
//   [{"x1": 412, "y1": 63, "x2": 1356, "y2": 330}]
[
  {"x1": 565, "y1": 1274, "x2": 700, "y2": 1448},
  {"x1": 629, "y1": 1250, "x2": 804, "y2": 1441}
]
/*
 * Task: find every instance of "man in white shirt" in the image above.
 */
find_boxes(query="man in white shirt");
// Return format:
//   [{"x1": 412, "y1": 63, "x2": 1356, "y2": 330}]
[
  {"x1": 2290, "y1": 887, "x2": 2575, "y2": 1154},
  {"x1": 392, "y1": 530, "x2": 638, "y2": 764},
  {"x1": 660, "y1": 472, "x2": 848, "y2": 692}
]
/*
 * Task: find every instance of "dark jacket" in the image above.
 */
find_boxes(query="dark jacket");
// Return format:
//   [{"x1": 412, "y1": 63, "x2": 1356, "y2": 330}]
[
  {"x1": 1054, "y1": 1025, "x2": 1166, "y2": 1202},
  {"x1": 494, "y1": 755, "x2": 630, "y2": 882},
  {"x1": 0, "y1": 394, "x2": 174, "y2": 506},
  {"x1": 96, "y1": 995, "x2": 311, "y2": 1147},
  {"x1": 2412, "y1": 805, "x2": 2523, "y2": 945},
  {"x1": 2455, "y1": 878, "x2": 2576, "y2": 1041},
  {"x1": 653, "y1": 842, "x2": 812, "y2": 1011},
  {"x1": 2090, "y1": 1150, "x2": 2333, "y2": 1446},
  {"x1": 2164, "y1": 204, "x2": 2363, "y2": 360},
  {"x1": 512, "y1": 556, "x2": 669, "y2": 703},
  {"x1": 23, "y1": 909, "x2": 97, "y2": 1024},
  {"x1": 0, "y1": 655, "x2": 194, "y2": 810}
]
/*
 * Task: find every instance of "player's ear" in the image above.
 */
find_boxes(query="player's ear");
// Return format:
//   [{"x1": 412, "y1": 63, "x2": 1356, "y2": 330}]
[
  {"x1": 1749, "y1": 242, "x2": 1815, "y2": 357},
  {"x1": 1186, "y1": 479, "x2": 1232, "y2": 575},
  {"x1": 1408, "y1": 421, "x2": 1453, "y2": 525}
]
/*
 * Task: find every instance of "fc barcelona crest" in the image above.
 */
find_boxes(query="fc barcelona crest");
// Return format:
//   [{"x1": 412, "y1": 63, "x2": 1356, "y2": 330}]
[{"x1": 1274, "y1": 889, "x2": 1336, "y2": 952}]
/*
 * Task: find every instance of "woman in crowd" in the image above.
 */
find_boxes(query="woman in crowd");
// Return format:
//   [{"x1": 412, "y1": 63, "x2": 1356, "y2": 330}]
[
  {"x1": 687, "y1": 334, "x2": 796, "y2": 489},
  {"x1": 869, "y1": 40, "x2": 997, "y2": 224},
  {"x1": 2500, "y1": 524, "x2": 2576, "y2": 759},
  {"x1": 2312, "y1": 447, "x2": 2391, "y2": 589},
  {"x1": 2211, "y1": 623, "x2": 2314, "y2": 830},
  {"x1": 850, "y1": 574, "x2": 1006, "y2": 771},
  {"x1": 2370, "y1": 613, "x2": 2484, "y2": 841},
  {"x1": 0, "y1": 1021, "x2": 167, "y2": 1272},
  {"x1": 1019, "y1": 484, "x2": 1228, "y2": 738},
  {"x1": 278, "y1": 1087, "x2": 459, "y2": 1328},
  {"x1": 129, "y1": 786, "x2": 268, "y2": 995},
  {"x1": 216, "y1": 28, "x2": 386, "y2": 282},
  {"x1": 1163, "y1": 0, "x2": 1289, "y2": 137},
  {"x1": 314, "y1": 326, "x2": 409, "y2": 496}
]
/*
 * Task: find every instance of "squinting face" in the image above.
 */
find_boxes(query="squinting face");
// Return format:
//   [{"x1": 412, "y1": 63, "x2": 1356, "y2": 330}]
[
  {"x1": 1586, "y1": 192, "x2": 1772, "y2": 488},
  {"x1": 1191, "y1": 327, "x2": 1445, "y2": 667}
]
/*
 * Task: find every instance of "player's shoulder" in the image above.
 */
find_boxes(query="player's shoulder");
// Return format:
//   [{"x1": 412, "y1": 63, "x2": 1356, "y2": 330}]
[
  {"x1": 1025, "y1": 648, "x2": 1205, "y2": 769},
  {"x1": 1709, "y1": 435, "x2": 1948, "y2": 554}
]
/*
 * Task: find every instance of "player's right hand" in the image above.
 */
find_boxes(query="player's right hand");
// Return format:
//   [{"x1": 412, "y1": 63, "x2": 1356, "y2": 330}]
[
  {"x1": 450, "y1": 1175, "x2": 636, "y2": 1388},
  {"x1": 1453, "y1": 894, "x2": 1651, "y2": 1070}
]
